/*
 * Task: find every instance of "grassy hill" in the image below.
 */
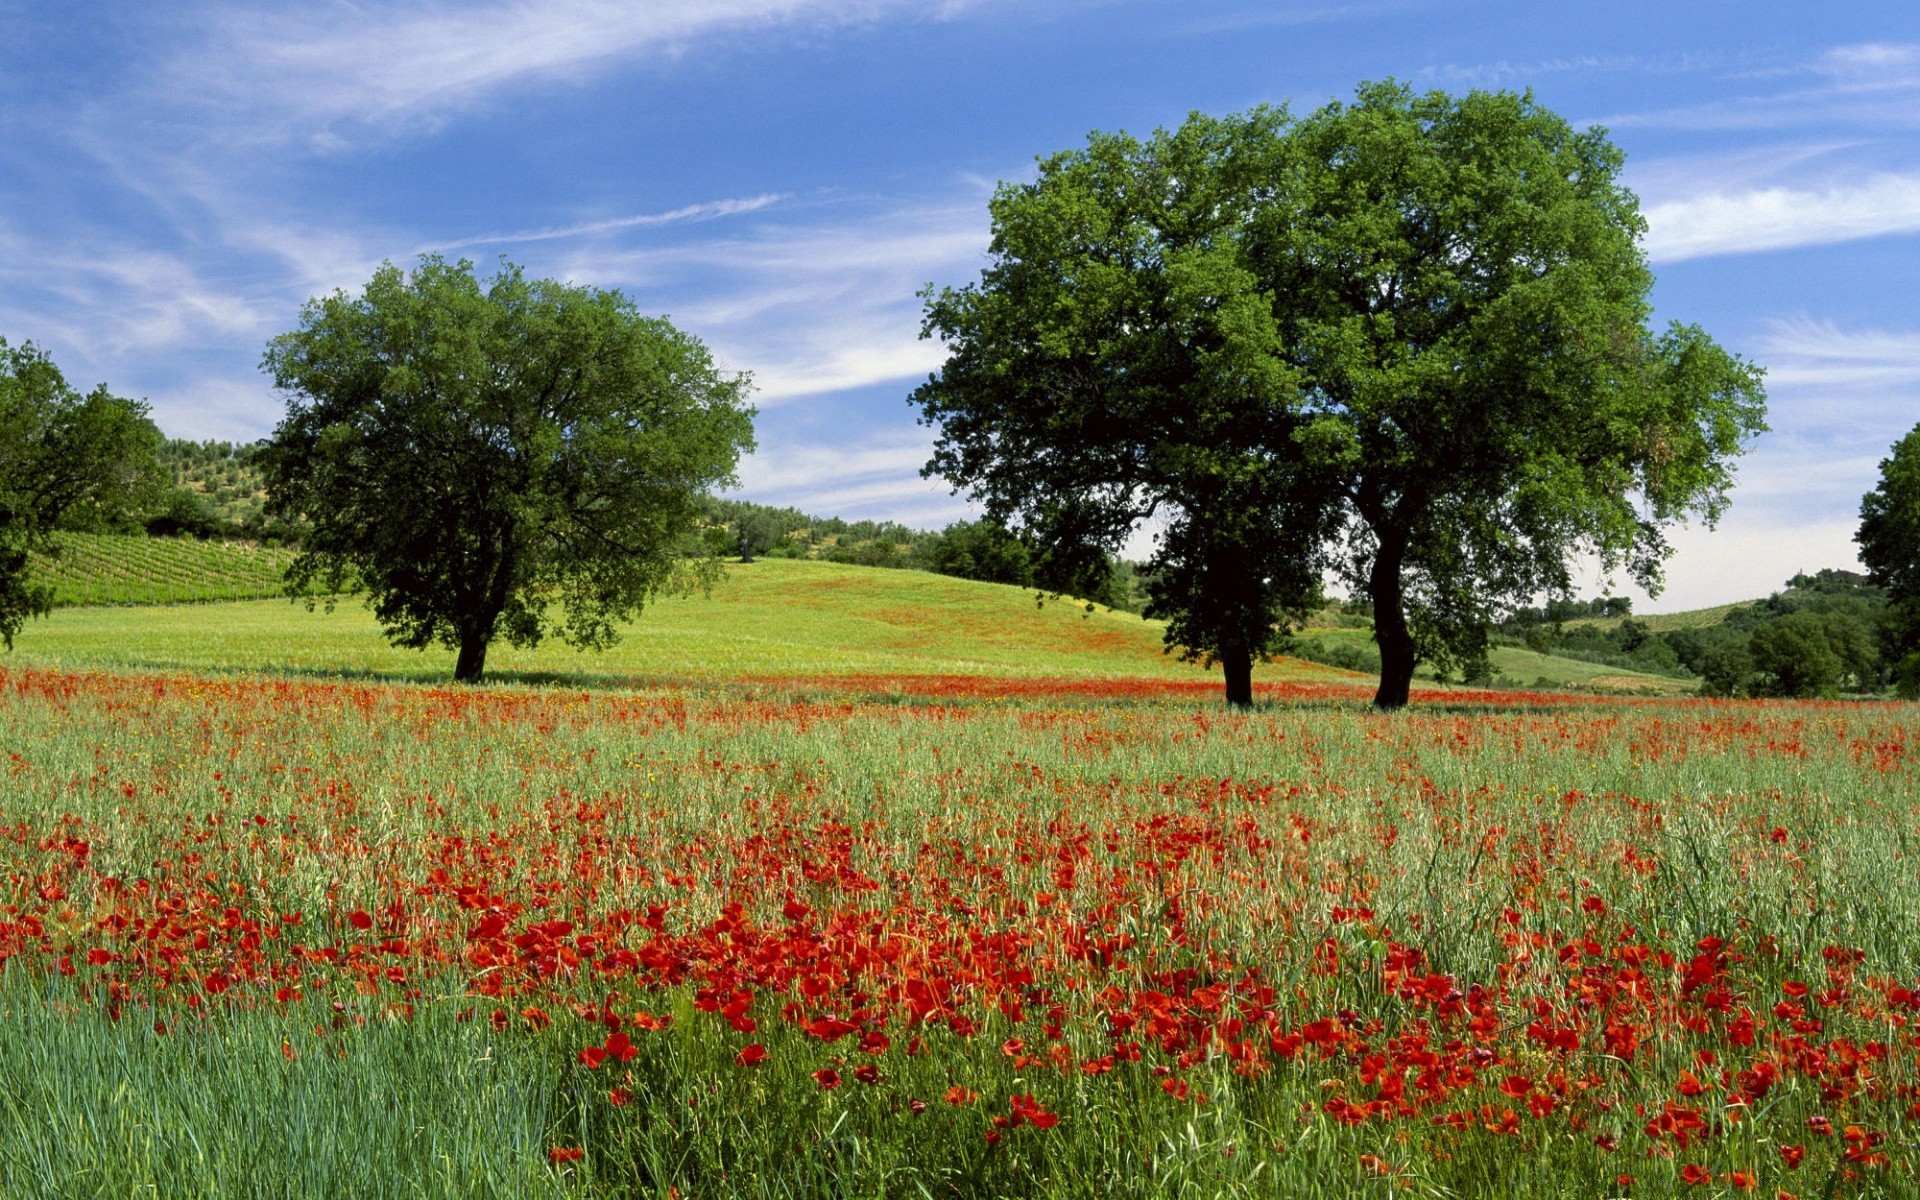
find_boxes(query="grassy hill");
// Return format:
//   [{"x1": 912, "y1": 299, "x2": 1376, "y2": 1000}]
[
  {"x1": 1566, "y1": 602, "x2": 1747, "y2": 633},
  {"x1": 9, "y1": 557, "x2": 1361, "y2": 689},
  {"x1": 14, "y1": 536, "x2": 1696, "y2": 695}
]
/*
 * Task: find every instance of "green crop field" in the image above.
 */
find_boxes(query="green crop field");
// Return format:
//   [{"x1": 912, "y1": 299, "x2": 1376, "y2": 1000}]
[{"x1": 29, "y1": 532, "x2": 298, "y2": 607}]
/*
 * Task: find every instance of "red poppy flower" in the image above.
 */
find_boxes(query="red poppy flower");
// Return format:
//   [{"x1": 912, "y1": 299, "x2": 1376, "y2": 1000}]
[
  {"x1": 735, "y1": 1043, "x2": 767, "y2": 1067},
  {"x1": 812, "y1": 1068, "x2": 841, "y2": 1090}
]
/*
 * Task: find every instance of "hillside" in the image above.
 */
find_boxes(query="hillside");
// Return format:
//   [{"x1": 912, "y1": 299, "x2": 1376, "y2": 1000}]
[
  {"x1": 29, "y1": 532, "x2": 296, "y2": 606},
  {"x1": 9, "y1": 557, "x2": 1359, "y2": 689},
  {"x1": 1566, "y1": 602, "x2": 1747, "y2": 634},
  {"x1": 12, "y1": 539, "x2": 1701, "y2": 694}
]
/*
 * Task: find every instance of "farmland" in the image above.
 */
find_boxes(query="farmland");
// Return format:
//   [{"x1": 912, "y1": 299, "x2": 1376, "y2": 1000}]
[
  {"x1": 28, "y1": 532, "x2": 298, "y2": 608},
  {"x1": 1, "y1": 600, "x2": 1916, "y2": 1196}
]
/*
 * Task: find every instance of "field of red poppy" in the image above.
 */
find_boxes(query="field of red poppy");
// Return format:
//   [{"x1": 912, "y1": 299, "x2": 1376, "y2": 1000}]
[{"x1": 1, "y1": 664, "x2": 1915, "y2": 1198}]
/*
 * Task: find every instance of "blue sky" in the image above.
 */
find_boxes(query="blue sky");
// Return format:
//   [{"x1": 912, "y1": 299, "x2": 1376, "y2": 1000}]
[{"x1": 3, "y1": 1, "x2": 1917, "y2": 610}]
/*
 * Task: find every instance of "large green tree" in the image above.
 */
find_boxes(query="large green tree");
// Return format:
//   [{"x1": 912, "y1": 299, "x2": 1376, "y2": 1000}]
[
  {"x1": 1857, "y1": 422, "x2": 1920, "y2": 696},
  {"x1": 913, "y1": 109, "x2": 1337, "y2": 706},
  {"x1": 0, "y1": 339, "x2": 165, "y2": 648},
  {"x1": 913, "y1": 83, "x2": 1766, "y2": 708},
  {"x1": 261, "y1": 258, "x2": 756, "y2": 683}
]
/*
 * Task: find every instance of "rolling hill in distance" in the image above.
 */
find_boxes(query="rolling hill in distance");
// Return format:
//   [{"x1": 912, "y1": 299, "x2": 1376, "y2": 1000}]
[{"x1": 17, "y1": 538, "x2": 1696, "y2": 695}]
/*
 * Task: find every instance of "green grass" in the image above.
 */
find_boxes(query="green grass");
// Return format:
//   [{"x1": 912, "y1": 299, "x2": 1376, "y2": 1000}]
[
  {"x1": 29, "y1": 532, "x2": 297, "y2": 607},
  {"x1": 8, "y1": 557, "x2": 1354, "y2": 688},
  {"x1": 15, "y1": 534, "x2": 1694, "y2": 695},
  {"x1": 1281, "y1": 626, "x2": 1692, "y2": 695},
  {"x1": 1483, "y1": 643, "x2": 1695, "y2": 694},
  {"x1": 0, "y1": 669, "x2": 1914, "y2": 1197}
]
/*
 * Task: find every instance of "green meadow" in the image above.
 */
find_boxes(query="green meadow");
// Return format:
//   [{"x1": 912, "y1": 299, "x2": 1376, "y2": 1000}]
[{"x1": 12, "y1": 557, "x2": 1273, "y2": 686}]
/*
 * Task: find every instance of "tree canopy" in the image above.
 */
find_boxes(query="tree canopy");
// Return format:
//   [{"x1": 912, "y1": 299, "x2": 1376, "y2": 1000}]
[
  {"x1": 0, "y1": 338, "x2": 165, "y2": 648},
  {"x1": 912, "y1": 82, "x2": 1767, "y2": 707},
  {"x1": 912, "y1": 106, "x2": 1336, "y2": 705},
  {"x1": 1857, "y1": 421, "x2": 1920, "y2": 696},
  {"x1": 261, "y1": 258, "x2": 756, "y2": 683}
]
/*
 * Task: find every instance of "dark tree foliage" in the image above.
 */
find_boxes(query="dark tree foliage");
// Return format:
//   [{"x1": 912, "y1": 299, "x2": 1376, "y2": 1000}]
[
  {"x1": 913, "y1": 83, "x2": 1766, "y2": 708},
  {"x1": 912, "y1": 107, "x2": 1339, "y2": 706},
  {"x1": 1265, "y1": 84, "x2": 1766, "y2": 707},
  {"x1": 261, "y1": 258, "x2": 755, "y2": 683},
  {"x1": 1858, "y1": 422, "x2": 1920, "y2": 697},
  {"x1": 1747, "y1": 611, "x2": 1845, "y2": 698},
  {"x1": 925, "y1": 519, "x2": 1035, "y2": 587},
  {"x1": 0, "y1": 339, "x2": 165, "y2": 647}
]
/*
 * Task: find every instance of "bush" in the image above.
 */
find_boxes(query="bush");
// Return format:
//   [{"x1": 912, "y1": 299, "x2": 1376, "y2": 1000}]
[{"x1": 1285, "y1": 635, "x2": 1381, "y2": 675}]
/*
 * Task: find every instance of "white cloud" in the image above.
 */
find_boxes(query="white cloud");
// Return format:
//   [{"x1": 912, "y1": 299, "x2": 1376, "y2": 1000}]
[
  {"x1": 1584, "y1": 514, "x2": 1863, "y2": 613},
  {"x1": 0, "y1": 224, "x2": 271, "y2": 364},
  {"x1": 1757, "y1": 315, "x2": 1920, "y2": 387},
  {"x1": 736, "y1": 431, "x2": 935, "y2": 495},
  {"x1": 731, "y1": 428, "x2": 974, "y2": 524},
  {"x1": 142, "y1": 376, "x2": 284, "y2": 442},
  {"x1": 419, "y1": 195, "x2": 790, "y2": 255},
  {"x1": 1814, "y1": 42, "x2": 1920, "y2": 92},
  {"x1": 1605, "y1": 42, "x2": 1920, "y2": 133},
  {"x1": 1643, "y1": 173, "x2": 1920, "y2": 261},
  {"x1": 177, "y1": 0, "x2": 996, "y2": 141},
  {"x1": 1415, "y1": 52, "x2": 1705, "y2": 91},
  {"x1": 544, "y1": 199, "x2": 991, "y2": 406}
]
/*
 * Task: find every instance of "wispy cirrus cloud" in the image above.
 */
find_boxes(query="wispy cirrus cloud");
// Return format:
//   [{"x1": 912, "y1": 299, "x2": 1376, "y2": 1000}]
[
  {"x1": 1607, "y1": 41, "x2": 1920, "y2": 132},
  {"x1": 171, "y1": 0, "x2": 1002, "y2": 143},
  {"x1": 1642, "y1": 172, "x2": 1920, "y2": 261},
  {"x1": 542, "y1": 198, "x2": 991, "y2": 405},
  {"x1": 730, "y1": 427, "x2": 974, "y2": 525},
  {"x1": 1415, "y1": 51, "x2": 1718, "y2": 91},
  {"x1": 418, "y1": 195, "x2": 790, "y2": 255},
  {"x1": 1758, "y1": 315, "x2": 1920, "y2": 387}
]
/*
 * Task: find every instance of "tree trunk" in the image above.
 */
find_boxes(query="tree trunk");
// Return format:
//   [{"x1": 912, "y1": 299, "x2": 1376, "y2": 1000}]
[
  {"x1": 1370, "y1": 531, "x2": 1415, "y2": 710},
  {"x1": 453, "y1": 634, "x2": 490, "y2": 684},
  {"x1": 1221, "y1": 644, "x2": 1253, "y2": 709}
]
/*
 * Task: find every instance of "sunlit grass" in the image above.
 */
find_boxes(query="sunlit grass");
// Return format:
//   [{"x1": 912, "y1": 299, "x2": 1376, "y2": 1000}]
[
  {"x1": 9, "y1": 557, "x2": 1355, "y2": 688},
  {"x1": 0, "y1": 666, "x2": 1914, "y2": 1196}
]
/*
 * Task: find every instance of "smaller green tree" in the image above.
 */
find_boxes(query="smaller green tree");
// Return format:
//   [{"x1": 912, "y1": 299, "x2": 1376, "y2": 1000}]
[
  {"x1": 926, "y1": 520, "x2": 1035, "y2": 587},
  {"x1": 1858, "y1": 422, "x2": 1920, "y2": 697},
  {"x1": 1747, "y1": 611, "x2": 1843, "y2": 698},
  {"x1": 261, "y1": 258, "x2": 756, "y2": 683},
  {"x1": 0, "y1": 339, "x2": 166, "y2": 647}
]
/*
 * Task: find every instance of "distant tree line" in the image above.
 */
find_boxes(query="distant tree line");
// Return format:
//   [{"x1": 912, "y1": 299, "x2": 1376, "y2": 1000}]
[
  {"x1": 702, "y1": 497, "x2": 1143, "y2": 612},
  {"x1": 1493, "y1": 570, "x2": 1897, "y2": 698}
]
